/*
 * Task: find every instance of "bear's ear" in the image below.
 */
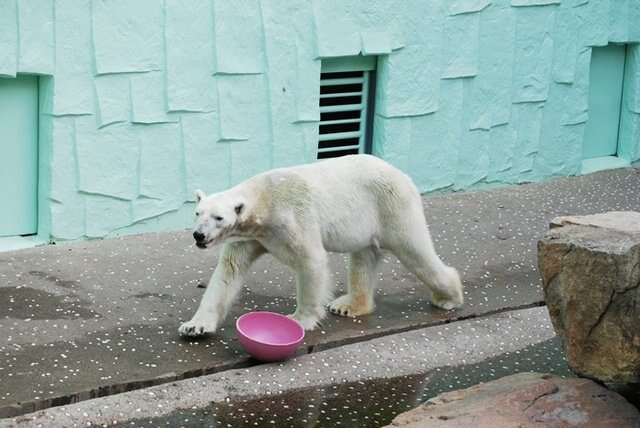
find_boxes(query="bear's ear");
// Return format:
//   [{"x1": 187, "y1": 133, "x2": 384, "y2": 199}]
[
  {"x1": 234, "y1": 203, "x2": 244, "y2": 216},
  {"x1": 194, "y1": 189, "x2": 205, "y2": 203}
]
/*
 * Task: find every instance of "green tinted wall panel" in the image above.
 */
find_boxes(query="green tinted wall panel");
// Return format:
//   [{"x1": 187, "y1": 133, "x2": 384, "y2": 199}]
[
  {"x1": 0, "y1": 1, "x2": 638, "y2": 242},
  {"x1": 583, "y1": 45, "x2": 626, "y2": 159},
  {"x1": 0, "y1": 75, "x2": 38, "y2": 236}
]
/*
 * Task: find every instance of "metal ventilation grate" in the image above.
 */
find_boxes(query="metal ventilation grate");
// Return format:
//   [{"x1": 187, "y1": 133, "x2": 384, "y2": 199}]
[{"x1": 318, "y1": 70, "x2": 370, "y2": 159}]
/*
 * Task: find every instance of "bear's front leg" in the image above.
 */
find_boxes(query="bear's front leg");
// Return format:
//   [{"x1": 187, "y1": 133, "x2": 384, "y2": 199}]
[
  {"x1": 179, "y1": 241, "x2": 265, "y2": 337},
  {"x1": 289, "y1": 251, "x2": 332, "y2": 330}
]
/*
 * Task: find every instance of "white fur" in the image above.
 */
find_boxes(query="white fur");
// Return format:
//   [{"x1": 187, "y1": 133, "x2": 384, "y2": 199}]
[{"x1": 179, "y1": 154, "x2": 463, "y2": 336}]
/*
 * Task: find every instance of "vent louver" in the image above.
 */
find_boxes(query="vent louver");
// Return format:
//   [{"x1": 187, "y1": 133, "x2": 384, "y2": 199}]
[{"x1": 317, "y1": 70, "x2": 370, "y2": 159}]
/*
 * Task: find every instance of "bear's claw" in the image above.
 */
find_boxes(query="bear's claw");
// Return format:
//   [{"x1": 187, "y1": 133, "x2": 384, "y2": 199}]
[
  {"x1": 178, "y1": 319, "x2": 216, "y2": 336},
  {"x1": 327, "y1": 304, "x2": 349, "y2": 316},
  {"x1": 327, "y1": 294, "x2": 373, "y2": 318}
]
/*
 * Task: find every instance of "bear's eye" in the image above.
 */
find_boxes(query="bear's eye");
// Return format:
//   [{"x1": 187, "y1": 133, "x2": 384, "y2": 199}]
[
  {"x1": 195, "y1": 211, "x2": 201, "y2": 217},
  {"x1": 213, "y1": 215, "x2": 223, "y2": 222}
]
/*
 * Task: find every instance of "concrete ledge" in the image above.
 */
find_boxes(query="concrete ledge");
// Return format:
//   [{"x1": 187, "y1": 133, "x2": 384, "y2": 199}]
[{"x1": 1, "y1": 307, "x2": 558, "y2": 428}]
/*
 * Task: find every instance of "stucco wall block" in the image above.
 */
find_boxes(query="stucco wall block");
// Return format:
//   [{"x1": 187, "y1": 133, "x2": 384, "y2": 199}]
[
  {"x1": 608, "y1": 0, "x2": 640, "y2": 43},
  {"x1": 467, "y1": 4, "x2": 514, "y2": 130},
  {"x1": 261, "y1": 0, "x2": 320, "y2": 125},
  {"x1": 372, "y1": 115, "x2": 411, "y2": 174},
  {"x1": 628, "y1": 1, "x2": 640, "y2": 43},
  {"x1": 75, "y1": 119, "x2": 139, "y2": 200},
  {"x1": 411, "y1": 113, "x2": 456, "y2": 191},
  {"x1": 512, "y1": 102, "x2": 544, "y2": 178},
  {"x1": 442, "y1": 13, "x2": 480, "y2": 79},
  {"x1": 130, "y1": 71, "x2": 175, "y2": 124},
  {"x1": 0, "y1": 0, "x2": 17, "y2": 77},
  {"x1": 456, "y1": 129, "x2": 490, "y2": 188},
  {"x1": 511, "y1": 0, "x2": 559, "y2": 5},
  {"x1": 383, "y1": 3, "x2": 444, "y2": 116},
  {"x1": 131, "y1": 197, "x2": 183, "y2": 225},
  {"x1": 50, "y1": 199, "x2": 85, "y2": 240},
  {"x1": 409, "y1": 81, "x2": 463, "y2": 190},
  {"x1": 360, "y1": 31, "x2": 392, "y2": 55},
  {"x1": 94, "y1": 74, "x2": 130, "y2": 128},
  {"x1": 377, "y1": 1, "x2": 443, "y2": 118},
  {"x1": 619, "y1": 111, "x2": 640, "y2": 162},
  {"x1": 263, "y1": 0, "x2": 320, "y2": 122},
  {"x1": 216, "y1": 74, "x2": 270, "y2": 141},
  {"x1": 294, "y1": 50, "x2": 321, "y2": 122},
  {"x1": 54, "y1": 0, "x2": 91, "y2": 75},
  {"x1": 50, "y1": 77, "x2": 94, "y2": 118},
  {"x1": 165, "y1": 0, "x2": 216, "y2": 112},
  {"x1": 49, "y1": 117, "x2": 77, "y2": 203},
  {"x1": 447, "y1": 0, "x2": 491, "y2": 16},
  {"x1": 44, "y1": 107, "x2": 84, "y2": 240},
  {"x1": 551, "y1": 6, "x2": 579, "y2": 84},
  {"x1": 625, "y1": 46, "x2": 640, "y2": 114},
  {"x1": 212, "y1": 0, "x2": 265, "y2": 74},
  {"x1": 85, "y1": 195, "x2": 131, "y2": 238},
  {"x1": 17, "y1": 0, "x2": 54, "y2": 74},
  {"x1": 560, "y1": 48, "x2": 590, "y2": 126},
  {"x1": 182, "y1": 113, "x2": 229, "y2": 196},
  {"x1": 121, "y1": 202, "x2": 193, "y2": 237},
  {"x1": 512, "y1": 6, "x2": 556, "y2": 103},
  {"x1": 230, "y1": 141, "x2": 272, "y2": 184},
  {"x1": 619, "y1": 45, "x2": 640, "y2": 162},
  {"x1": 488, "y1": 122, "x2": 516, "y2": 181},
  {"x1": 300, "y1": 122, "x2": 320, "y2": 164},
  {"x1": 261, "y1": 7, "x2": 311, "y2": 166},
  {"x1": 312, "y1": 0, "x2": 361, "y2": 58},
  {"x1": 536, "y1": 82, "x2": 584, "y2": 177},
  {"x1": 377, "y1": 45, "x2": 441, "y2": 118},
  {"x1": 271, "y1": 126, "x2": 307, "y2": 168},
  {"x1": 138, "y1": 123, "x2": 184, "y2": 207},
  {"x1": 92, "y1": 0, "x2": 163, "y2": 74},
  {"x1": 50, "y1": 0, "x2": 93, "y2": 115},
  {"x1": 576, "y1": 0, "x2": 609, "y2": 47}
]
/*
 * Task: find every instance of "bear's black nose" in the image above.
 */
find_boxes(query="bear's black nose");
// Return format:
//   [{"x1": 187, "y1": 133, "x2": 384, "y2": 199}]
[{"x1": 193, "y1": 231, "x2": 205, "y2": 242}]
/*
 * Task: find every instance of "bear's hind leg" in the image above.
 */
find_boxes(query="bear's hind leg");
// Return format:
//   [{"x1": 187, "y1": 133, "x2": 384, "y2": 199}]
[
  {"x1": 328, "y1": 247, "x2": 379, "y2": 317},
  {"x1": 389, "y1": 226, "x2": 463, "y2": 311}
]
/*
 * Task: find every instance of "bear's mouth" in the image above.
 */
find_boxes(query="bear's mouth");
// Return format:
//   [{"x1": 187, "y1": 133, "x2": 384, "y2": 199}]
[{"x1": 195, "y1": 239, "x2": 214, "y2": 249}]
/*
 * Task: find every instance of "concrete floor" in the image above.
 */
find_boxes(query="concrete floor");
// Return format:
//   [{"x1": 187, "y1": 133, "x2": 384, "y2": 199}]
[
  {"x1": 1, "y1": 167, "x2": 639, "y2": 421},
  {"x1": 3, "y1": 307, "x2": 567, "y2": 427}
]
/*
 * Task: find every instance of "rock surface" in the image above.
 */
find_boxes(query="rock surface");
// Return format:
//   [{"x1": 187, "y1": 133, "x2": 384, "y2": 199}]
[
  {"x1": 386, "y1": 372, "x2": 640, "y2": 428},
  {"x1": 538, "y1": 211, "x2": 640, "y2": 386},
  {"x1": 550, "y1": 211, "x2": 640, "y2": 234}
]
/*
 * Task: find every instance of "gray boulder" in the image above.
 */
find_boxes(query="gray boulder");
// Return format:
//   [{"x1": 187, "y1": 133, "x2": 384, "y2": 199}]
[
  {"x1": 386, "y1": 372, "x2": 640, "y2": 428},
  {"x1": 538, "y1": 211, "x2": 640, "y2": 388}
]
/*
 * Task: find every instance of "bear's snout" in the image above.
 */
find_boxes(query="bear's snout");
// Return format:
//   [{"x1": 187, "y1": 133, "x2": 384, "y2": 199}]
[{"x1": 193, "y1": 231, "x2": 206, "y2": 242}]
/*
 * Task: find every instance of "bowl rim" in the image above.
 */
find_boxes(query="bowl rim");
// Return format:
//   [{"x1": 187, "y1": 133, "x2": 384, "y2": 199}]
[{"x1": 236, "y1": 311, "x2": 305, "y2": 347}]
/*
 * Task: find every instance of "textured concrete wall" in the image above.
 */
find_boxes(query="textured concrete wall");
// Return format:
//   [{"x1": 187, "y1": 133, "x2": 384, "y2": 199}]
[{"x1": 0, "y1": 0, "x2": 639, "y2": 241}]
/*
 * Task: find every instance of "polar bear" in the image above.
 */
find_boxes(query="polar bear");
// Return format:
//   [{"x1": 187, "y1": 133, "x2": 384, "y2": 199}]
[{"x1": 179, "y1": 154, "x2": 463, "y2": 336}]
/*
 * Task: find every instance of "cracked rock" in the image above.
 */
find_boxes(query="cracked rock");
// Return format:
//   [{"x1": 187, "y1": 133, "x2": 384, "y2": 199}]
[
  {"x1": 386, "y1": 372, "x2": 640, "y2": 428},
  {"x1": 538, "y1": 212, "x2": 640, "y2": 389}
]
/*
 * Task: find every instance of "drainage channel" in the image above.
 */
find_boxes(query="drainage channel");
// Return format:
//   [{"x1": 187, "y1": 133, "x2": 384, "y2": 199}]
[{"x1": 110, "y1": 338, "x2": 571, "y2": 428}]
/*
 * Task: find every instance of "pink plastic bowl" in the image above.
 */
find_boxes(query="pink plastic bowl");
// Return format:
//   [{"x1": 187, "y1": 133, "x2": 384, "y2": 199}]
[{"x1": 236, "y1": 311, "x2": 305, "y2": 362}]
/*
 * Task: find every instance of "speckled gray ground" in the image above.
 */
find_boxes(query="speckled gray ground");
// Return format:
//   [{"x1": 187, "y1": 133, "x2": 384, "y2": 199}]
[
  {"x1": 2, "y1": 307, "x2": 566, "y2": 428},
  {"x1": 1, "y1": 167, "x2": 639, "y2": 419}
]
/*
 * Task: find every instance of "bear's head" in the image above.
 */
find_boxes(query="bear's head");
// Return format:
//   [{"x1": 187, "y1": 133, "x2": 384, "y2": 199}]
[{"x1": 192, "y1": 189, "x2": 245, "y2": 249}]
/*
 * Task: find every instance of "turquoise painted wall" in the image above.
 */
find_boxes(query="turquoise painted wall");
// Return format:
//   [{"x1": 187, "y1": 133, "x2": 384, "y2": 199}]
[{"x1": 0, "y1": 0, "x2": 639, "y2": 241}]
